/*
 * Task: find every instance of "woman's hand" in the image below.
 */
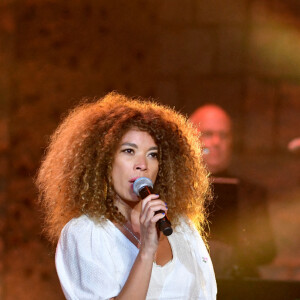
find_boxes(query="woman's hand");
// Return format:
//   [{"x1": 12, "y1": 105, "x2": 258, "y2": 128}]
[{"x1": 139, "y1": 194, "x2": 168, "y2": 257}]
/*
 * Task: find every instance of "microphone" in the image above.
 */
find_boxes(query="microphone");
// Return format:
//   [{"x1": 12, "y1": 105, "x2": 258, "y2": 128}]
[
  {"x1": 133, "y1": 177, "x2": 173, "y2": 236},
  {"x1": 203, "y1": 147, "x2": 210, "y2": 155}
]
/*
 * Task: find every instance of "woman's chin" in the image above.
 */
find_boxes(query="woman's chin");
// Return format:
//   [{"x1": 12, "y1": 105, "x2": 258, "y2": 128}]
[
  {"x1": 116, "y1": 194, "x2": 140, "y2": 207},
  {"x1": 124, "y1": 197, "x2": 140, "y2": 208}
]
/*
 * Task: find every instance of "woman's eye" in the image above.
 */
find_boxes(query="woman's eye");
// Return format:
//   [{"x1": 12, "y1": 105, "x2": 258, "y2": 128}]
[
  {"x1": 149, "y1": 152, "x2": 158, "y2": 158},
  {"x1": 122, "y1": 148, "x2": 134, "y2": 154}
]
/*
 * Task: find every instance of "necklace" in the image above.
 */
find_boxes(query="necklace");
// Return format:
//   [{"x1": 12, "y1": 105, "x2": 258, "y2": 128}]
[{"x1": 122, "y1": 223, "x2": 141, "y2": 245}]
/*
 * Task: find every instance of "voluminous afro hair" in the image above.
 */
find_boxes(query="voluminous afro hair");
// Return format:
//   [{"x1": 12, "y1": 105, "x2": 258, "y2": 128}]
[{"x1": 36, "y1": 92, "x2": 210, "y2": 245}]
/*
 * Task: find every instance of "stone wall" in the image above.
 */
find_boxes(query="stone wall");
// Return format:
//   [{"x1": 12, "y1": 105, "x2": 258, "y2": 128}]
[
  {"x1": 0, "y1": 1, "x2": 15, "y2": 298},
  {"x1": 0, "y1": 0, "x2": 299, "y2": 298}
]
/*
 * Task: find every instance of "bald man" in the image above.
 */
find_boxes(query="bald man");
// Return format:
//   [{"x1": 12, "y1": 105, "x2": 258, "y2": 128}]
[
  {"x1": 190, "y1": 105, "x2": 276, "y2": 279},
  {"x1": 189, "y1": 104, "x2": 232, "y2": 175}
]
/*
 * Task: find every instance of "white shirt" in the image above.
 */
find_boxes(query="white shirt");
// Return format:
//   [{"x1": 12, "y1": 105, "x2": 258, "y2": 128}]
[{"x1": 56, "y1": 215, "x2": 217, "y2": 300}]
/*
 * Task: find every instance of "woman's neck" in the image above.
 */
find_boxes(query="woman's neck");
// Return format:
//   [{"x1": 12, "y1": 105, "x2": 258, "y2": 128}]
[{"x1": 114, "y1": 196, "x2": 141, "y2": 229}]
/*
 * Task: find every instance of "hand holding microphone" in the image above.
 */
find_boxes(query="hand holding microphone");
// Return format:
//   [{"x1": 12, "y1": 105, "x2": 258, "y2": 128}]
[{"x1": 133, "y1": 177, "x2": 173, "y2": 236}]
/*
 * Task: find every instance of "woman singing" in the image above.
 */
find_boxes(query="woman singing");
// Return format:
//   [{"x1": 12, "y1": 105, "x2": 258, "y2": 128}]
[{"x1": 36, "y1": 92, "x2": 217, "y2": 299}]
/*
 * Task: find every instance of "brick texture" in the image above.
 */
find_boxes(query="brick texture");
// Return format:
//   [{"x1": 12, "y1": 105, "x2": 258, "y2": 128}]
[
  {"x1": 195, "y1": 0, "x2": 248, "y2": 24},
  {"x1": 243, "y1": 78, "x2": 278, "y2": 152},
  {"x1": 248, "y1": 25, "x2": 300, "y2": 78},
  {"x1": 217, "y1": 26, "x2": 246, "y2": 74},
  {"x1": 278, "y1": 83, "x2": 300, "y2": 148},
  {"x1": 158, "y1": 28, "x2": 215, "y2": 76}
]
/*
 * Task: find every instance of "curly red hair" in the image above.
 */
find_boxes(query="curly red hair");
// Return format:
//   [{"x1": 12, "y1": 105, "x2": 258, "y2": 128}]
[{"x1": 36, "y1": 92, "x2": 211, "y2": 244}]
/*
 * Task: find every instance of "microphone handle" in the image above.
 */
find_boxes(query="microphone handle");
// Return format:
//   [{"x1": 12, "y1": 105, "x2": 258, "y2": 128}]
[{"x1": 139, "y1": 186, "x2": 173, "y2": 236}]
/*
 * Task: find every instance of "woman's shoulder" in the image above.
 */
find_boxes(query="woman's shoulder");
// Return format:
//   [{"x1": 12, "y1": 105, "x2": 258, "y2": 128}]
[
  {"x1": 63, "y1": 214, "x2": 109, "y2": 229},
  {"x1": 175, "y1": 215, "x2": 196, "y2": 233},
  {"x1": 63, "y1": 214, "x2": 93, "y2": 228},
  {"x1": 59, "y1": 215, "x2": 112, "y2": 246}
]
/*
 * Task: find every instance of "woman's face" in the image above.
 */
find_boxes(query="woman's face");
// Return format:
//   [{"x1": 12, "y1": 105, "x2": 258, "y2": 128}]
[{"x1": 111, "y1": 128, "x2": 159, "y2": 204}]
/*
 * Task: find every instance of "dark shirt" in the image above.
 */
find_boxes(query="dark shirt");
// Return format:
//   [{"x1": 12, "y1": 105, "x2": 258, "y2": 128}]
[{"x1": 207, "y1": 171, "x2": 276, "y2": 278}]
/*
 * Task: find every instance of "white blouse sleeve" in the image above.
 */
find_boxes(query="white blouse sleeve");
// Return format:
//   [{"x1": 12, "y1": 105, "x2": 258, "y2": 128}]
[
  {"x1": 55, "y1": 217, "x2": 120, "y2": 300},
  {"x1": 185, "y1": 221, "x2": 217, "y2": 298}
]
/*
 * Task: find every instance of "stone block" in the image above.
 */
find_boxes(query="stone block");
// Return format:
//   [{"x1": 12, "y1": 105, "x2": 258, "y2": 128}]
[
  {"x1": 0, "y1": 159, "x2": 8, "y2": 178},
  {"x1": 179, "y1": 77, "x2": 243, "y2": 112},
  {"x1": 159, "y1": 28, "x2": 215, "y2": 75},
  {"x1": 217, "y1": 26, "x2": 245, "y2": 74},
  {"x1": 158, "y1": 0, "x2": 194, "y2": 25},
  {"x1": 250, "y1": 1, "x2": 280, "y2": 25},
  {"x1": 154, "y1": 79, "x2": 180, "y2": 108},
  {"x1": 278, "y1": 83, "x2": 300, "y2": 149},
  {"x1": 247, "y1": 25, "x2": 300, "y2": 79},
  {"x1": 0, "y1": 118, "x2": 9, "y2": 152},
  {"x1": 3, "y1": 242, "x2": 65, "y2": 299},
  {"x1": 0, "y1": 3, "x2": 15, "y2": 34},
  {"x1": 243, "y1": 78, "x2": 278, "y2": 152},
  {"x1": 195, "y1": 0, "x2": 248, "y2": 24},
  {"x1": 250, "y1": 0, "x2": 300, "y2": 26}
]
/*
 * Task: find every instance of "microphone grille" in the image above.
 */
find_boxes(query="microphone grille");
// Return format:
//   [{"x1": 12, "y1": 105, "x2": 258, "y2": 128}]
[{"x1": 133, "y1": 177, "x2": 153, "y2": 196}]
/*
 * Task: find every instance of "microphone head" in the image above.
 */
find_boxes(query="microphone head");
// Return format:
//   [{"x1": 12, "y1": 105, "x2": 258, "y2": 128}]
[
  {"x1": 133, "y1": 177, "x2": 153, "y2": 196},
  {"x1": 203, "y1": 147, "x2": 210, "y2": 155}
]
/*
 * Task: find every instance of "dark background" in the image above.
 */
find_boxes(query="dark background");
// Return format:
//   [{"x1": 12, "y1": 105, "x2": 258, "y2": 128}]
[{"x1": 0, "y1": 0, "x2": 299, "y2": 298}]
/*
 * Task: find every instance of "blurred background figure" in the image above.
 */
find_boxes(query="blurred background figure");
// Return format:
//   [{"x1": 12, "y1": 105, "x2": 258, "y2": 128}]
[
  {"x1": 190, "y1": 104, "x2": 233, "y2": 176},
  {"x1": 288, "y1": 137, "x2": 300, "y2": 154},
  {"x1": 190, "y1": 104, "x2": 276, "y2": 279}
]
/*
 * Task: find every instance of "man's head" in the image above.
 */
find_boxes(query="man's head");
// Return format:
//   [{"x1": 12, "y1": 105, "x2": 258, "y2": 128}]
[{"x1": 190, "y1": 104, "x2": 232, "y2": 174}]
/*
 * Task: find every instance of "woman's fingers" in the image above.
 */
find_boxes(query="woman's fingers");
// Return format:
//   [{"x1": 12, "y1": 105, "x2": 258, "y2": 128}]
[
  {"x1": 140, "y1": 194, "x2": 160, "y2": 211},
  {"x1": 149, "y1": 211, "x2": 167, "y2": 224},
  {"x1": 142, "y1": 204, "x2": 167, "y2": 224},
  {"x1": 140, "y1": 197, "x2": 167, "y2": 225}
]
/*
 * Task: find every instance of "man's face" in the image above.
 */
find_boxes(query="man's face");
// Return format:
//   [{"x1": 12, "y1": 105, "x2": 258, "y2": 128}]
[{"x1": 190, "y1": 106, "x2": 232, "y2": 174}]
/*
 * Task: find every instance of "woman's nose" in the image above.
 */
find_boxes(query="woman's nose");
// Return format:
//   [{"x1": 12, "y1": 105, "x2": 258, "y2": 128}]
[{"x1": 134, "y1": 157, "x2": 147, "y2": 171}]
